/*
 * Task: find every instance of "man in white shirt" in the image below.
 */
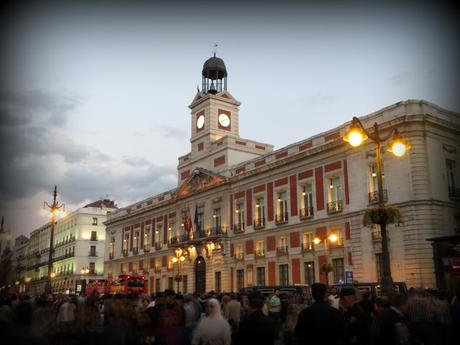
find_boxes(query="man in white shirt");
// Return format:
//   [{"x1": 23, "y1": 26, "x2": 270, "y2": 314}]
[{"x1": 328, "y1": 287, "x2": 340, "y2": 309}]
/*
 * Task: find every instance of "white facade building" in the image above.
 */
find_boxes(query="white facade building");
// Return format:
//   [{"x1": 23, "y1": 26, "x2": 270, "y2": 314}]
[
  {"x1": 18, "y1": 199, "x2": 117, "y2": 295},
  {"x1": 104, "y1": 56, "x2": 460, "y2": 294}
]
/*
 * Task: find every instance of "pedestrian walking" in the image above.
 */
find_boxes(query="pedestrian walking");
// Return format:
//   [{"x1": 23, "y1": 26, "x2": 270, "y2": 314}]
[
  {"x1": 339, "y1": 286, "x2": 370, "y2": 345},
  {"x1": 192, "y1": 298, "x2": 231, "y2": 345},
  {"x1": 268, "y1": 289, "x2": 281, "y2": 338},
  {"x1": 371, "y1": 293, "x2": 415, "y2": 345},
  {"x1": 294, "y1": 283, "x2": 344, "y2": 345},
  {"x1": 236, "y1": 291, "x2": 275, "y2": 345}
]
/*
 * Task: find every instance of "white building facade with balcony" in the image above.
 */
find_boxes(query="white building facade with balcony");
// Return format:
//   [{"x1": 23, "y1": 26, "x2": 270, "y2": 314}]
[{"x1": 104, "y1": 56, "x2": 460, "y2": 294}]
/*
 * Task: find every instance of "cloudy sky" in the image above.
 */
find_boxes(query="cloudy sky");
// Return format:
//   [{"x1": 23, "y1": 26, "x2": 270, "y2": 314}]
[{"x1": 0, "y1": 0, "x2": 459, "y2": 237}]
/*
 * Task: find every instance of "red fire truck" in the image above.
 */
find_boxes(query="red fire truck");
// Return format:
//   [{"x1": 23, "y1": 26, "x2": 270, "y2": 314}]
[{"x1": 85, "y1": 275, "x2": 147, "y2": 295}]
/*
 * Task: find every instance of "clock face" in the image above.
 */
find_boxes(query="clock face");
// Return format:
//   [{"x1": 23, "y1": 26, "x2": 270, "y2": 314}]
[
  {"x1": 218, "y1": 113, "x2": 230, "y2": 128},
  {"x1": 196, "y1": 115, "x2": 205, "y2": 129}
]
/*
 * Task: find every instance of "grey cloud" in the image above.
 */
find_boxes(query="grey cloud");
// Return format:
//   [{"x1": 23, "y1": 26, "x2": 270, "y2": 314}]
[
  {"x1": 0, "y1": 88, "x2": 177, "y2": 213},
  {"x1": 156, "y1": 124, "x2": 186, "y2": 139},
  {"x1": 122, "y1": 157, "x2": 151, "y2": 167}
]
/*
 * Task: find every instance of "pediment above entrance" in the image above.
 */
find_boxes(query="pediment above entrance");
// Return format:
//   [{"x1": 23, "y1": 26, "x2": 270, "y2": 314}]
[{"x1": 174, "y1": 167, "x2": 227, "y2": 197}]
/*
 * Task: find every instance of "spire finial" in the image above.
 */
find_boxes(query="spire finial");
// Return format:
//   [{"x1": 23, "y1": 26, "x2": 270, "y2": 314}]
[{"x1": 213, "y1": 43, "x2": 218, "y2": 57}]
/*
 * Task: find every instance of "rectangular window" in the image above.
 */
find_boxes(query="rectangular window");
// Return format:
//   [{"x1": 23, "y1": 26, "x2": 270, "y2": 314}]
[
  {"x1": 168, "y1": 222, "x2": 175, "y2": 242},
  {"x1": 254, "y1": 197, "x2": 265, "y2": 228},
  {"x1": 90, "y1": 231, "x2": 97, "y2": 241},
  {"x1": 155, "y1": 224, "x2": 163, "y2": 248},
  {"x1": 144, "y1": 226, "x2": 150, "y2": 251},
  {"x1": 155, "y1": 278, "x2": 161, "y2": 293},
  {"x1": 123, "y1": 233, "x2": 129, "y2": 253},
  {"x1": 447, "y1": 159, "x2": 457, "y2": 199},
  {"x1": 276, "y1": 191, "x2": 288, "y2": 224},
  {"x1": 369, "y1": 163, "x2": 386, "y2": 203},
  {"x1": 256, "y1": 240, "x2": 265, "y2": 257},
  {"x1": 213, "y1": 208, "x2": 221, "y2": 231},
  {"x1": 109, "y1": 237, "x2": 115, "y2": 258},
  {"x1": 236, "y1": 269, "x2": 245, "y2": 291},
  {"x1": 332, "y1": 258, "x2": 345, "y2": 283},
  {"x1": 300, "y1": 183, "x2": 314, "y2": 218},
  {"x1": 89, "y1": 262, "x2": 95, "y2": 275},
  {"x1": 168, "y1": 277, "x2": 174, "y2": 290},
  {"x1": 279, "y1": 264, "x2": 289, "y2": 285},
  {"x1": 235, "y1": 244, "x2": 244, "y2": 260},
  {"x1": 133, "y1": 230, "x2": 140, "y2": 252},
  {"x1": 92, "y1": 217, "x2": 98, "y2": 226},
  {"x1": 327, "y1": 177, "x2": 343, "y2": 212},
  {"x1": 215, "y1": 271, "x2": 222, "y2": 292},
  {"x1": 277, "y1": 236, "x2": 288, "y2": 256},
  {"x1": 302, "y1": 232, "x2": 313, "y2": 250},
  {"x1": 197, "y1": 212, "x2": 204, "y2": 232},
  {"x1": 256, "y1": 267, "x2": 265, "y2": 286},
  {"x1": 235, "y1": 202, "x2": 245, "y2": 232},
  {"x1": 90, "y1": 245, "x2": 96, "y2": 256},
  {"x1": 304, "y1": 262, "x2": 315, "y2": 285}
]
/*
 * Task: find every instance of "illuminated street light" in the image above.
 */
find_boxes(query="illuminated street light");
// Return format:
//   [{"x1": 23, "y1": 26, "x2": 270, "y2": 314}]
[
  {"x1": 42, "y1": 186, "x2": 65, "y2": 294},
  {"x1": 343, "y1": 116, "x2": 410, "y2": 293},
  {"x1": 343, "y1": 121, "x2": 368, "y2": 147},
  {"x1": 387, "y1": 130, "x2": 410, "y2": 157},
  {"x1": 313, "y1": 234, "x2": 340, "y2": 285}
]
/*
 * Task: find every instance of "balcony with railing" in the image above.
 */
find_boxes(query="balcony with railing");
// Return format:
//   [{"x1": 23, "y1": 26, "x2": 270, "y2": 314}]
[
  {"x1": 88, "y1": 251, "x2": 98, "y2": 257},
  {"x1": 169, "y1": 234, "x2": 190, "y2": 246},
  {"x1": 234, "y1": 252, "x2": 244, "y2": 262},
  {"x1": 368, "y1": 190, "x2": 388, "y2": 204},
  {"x1": 299, "y1": 207, "x2": 314, "y2": 220},
  {"x1": 233, "y1": 223, "x2": 245, "y2": 233},
  {"x1": 53, "y1": 251, "x2": 75, "y2": 262},
  {"x1": 276, "y1": 246, "x2": 289, "y2": 256},
  {"x1": 55, "y1": 235, "x2": 76, "y2": 248},
  {"x1": 198, "y1": 226, "x2": 228, "y2": 239},
  {"x1": 154, "y1": 266, "x2": 162, "y2": 273},
  {"x1": 109, "y1": 252, "x2": 115, "y2": 259},
  {"x1": 449, "y1": 186, "x2": 460, "y2": 201},
  {"x1": 154, "y1": 242, "x2": 163, "y2": 250},
  {"x1": 275, "y1": 213, "x2": 289, "y2": 225},
  {"x1": 254, "y1": 218, "x2": 265, "y2": 230},
  {"x1": 301, "y1": 242, "x2": 314, "y2": 255},
  {"x1": 143, "y1": 244, "x2": 151, "y2": 252},
  {"x1": 122, "y1": 249, "x2": 129, "y2": 257},
  {"x1": 327, "y1": 200, "x2": 343, "y2": 214},
  {"x1": 255, "y1": 250, "x2": 265, "y2": 259},
  {"x1": 133, "y1": 247, "x2": 139, "y2": 254}
]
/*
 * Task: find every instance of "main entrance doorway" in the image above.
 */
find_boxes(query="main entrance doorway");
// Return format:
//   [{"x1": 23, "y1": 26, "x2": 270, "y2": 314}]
[{"x1": 195, "y1": 256, "x2": 206, "y2": 294}]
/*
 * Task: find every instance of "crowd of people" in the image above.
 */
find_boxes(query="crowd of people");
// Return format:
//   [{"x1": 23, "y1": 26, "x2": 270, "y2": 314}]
[{"x1": 0, "y1": 284, "x2": 459, "y2": 345}]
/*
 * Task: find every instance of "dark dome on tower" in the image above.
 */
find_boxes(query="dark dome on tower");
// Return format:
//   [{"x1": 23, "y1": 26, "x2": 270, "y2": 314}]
[
  {"x1": 201, "y1": 54, "x2": 228, "y2": 94},
  {"x1": 202, "y1": 55, "x2": 227, "y2": 80}
]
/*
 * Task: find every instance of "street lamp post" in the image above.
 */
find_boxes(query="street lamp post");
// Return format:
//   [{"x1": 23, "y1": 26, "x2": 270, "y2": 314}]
[
  {"x1": 343, "y1": 117, "x2": 410, "y2": 293},
  {"x1": 314, "y1": 234, "x2": 338, "y2": 286},
  {"x1": 42, "y1": 186, "x2": 66, "y2": 294},
  {"x1": 172, "y1": 248, "x2": 186, "y2": 293}
]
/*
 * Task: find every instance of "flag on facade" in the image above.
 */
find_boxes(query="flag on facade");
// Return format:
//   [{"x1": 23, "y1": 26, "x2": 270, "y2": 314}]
[{"x1": 183, "y1": 208, "x2": 192, "y2": 233}]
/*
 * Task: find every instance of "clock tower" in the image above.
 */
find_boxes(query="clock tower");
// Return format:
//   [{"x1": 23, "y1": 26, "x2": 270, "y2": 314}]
[{"x1": 177, "y1": 55, "x2": 273, "y2": 184}]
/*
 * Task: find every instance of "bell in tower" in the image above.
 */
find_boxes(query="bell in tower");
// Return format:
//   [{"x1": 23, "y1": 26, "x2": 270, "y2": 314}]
[{"x1": 201, "y1": 53, "x2": 227, "y2": 94}]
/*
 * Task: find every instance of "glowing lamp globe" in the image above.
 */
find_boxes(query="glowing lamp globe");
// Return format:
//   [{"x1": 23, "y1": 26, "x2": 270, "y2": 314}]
[{"x1": 343, "y1": 121, "x2": 368, "y2": 147}]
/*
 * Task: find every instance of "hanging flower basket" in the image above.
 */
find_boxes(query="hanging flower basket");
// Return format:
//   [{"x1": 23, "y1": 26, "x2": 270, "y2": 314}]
[
  {"x1": 362, "y1": 206, "x2": 402, "y2": 226},
  {"x1": 321, "y1": 263, "x2": 333, "y2": 273}
]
